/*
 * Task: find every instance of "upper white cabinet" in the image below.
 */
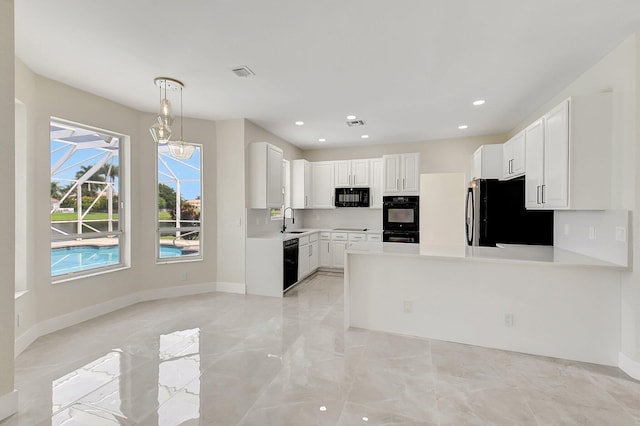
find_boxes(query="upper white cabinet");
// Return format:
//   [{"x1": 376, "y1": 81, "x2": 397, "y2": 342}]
[
  {"x1": 291, "y1": 159, "x2": 312, "y2": 209},
  {"x1": 501, "y1": 131, "x2": 525, "y2": 180},
  {"x1": 525, "y1": 94, "x2": 613, "y2": 210},
  {"x1": 470, "y1": 145, "x2": 502, "y2": 180},
  {"x1": 383, "y1": 153, "x2": 420, "y2": 195},
  {"x1": 370, "y1": 158, "x2": 384, "y2": 209},
  {"x1": 335, "y1": 159, "x2": 370, "y2": 187},
  {"x1": 311, "y1": 161, "x2": 335, "y2": 208},
  {"x1": 248, "y1": 142, "x2": 283, "y2": 209}
]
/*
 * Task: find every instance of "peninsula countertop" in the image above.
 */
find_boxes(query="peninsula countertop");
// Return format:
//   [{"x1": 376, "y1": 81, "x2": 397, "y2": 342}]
[{"x1": 346, "y1": 242, "x2": 626, "y2": 269}]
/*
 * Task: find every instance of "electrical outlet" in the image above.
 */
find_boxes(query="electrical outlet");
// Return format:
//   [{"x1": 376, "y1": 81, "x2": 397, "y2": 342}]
[
  {"x1": 403, "y1": 300, "x2": 413, "y2": 313},
  {"x1": 504, "y1": 313, "x2": 514, "y2": 327},
  {"x1": 588, "y1": 226, "x2": 596, "y2": 240},
  {"x1": 615, "y1": 226, "x2": 627, "y2": 243},
  {"x1": 180, "y1": 272, "x2": 188, "y2": 281}
]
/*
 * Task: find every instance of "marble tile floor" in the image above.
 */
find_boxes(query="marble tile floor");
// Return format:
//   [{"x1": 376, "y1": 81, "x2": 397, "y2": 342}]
[{"x1": 3, "y1": 271, "x2": 640, "y2": 425}]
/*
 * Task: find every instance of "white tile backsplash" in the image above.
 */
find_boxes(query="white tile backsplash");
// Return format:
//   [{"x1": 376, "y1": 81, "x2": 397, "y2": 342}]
[
  {"x1": 301, "y1": 208, "x2": 382, "y2": 230},
  {"x1": 554, "y1": 210, "x2": 631, "y2": 266}
]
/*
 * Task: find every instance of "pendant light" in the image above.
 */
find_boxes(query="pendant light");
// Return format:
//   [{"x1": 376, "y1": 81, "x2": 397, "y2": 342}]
[
  {"x1": 167, "y1": 82, "x2": 196, "y2": 160},
  {"x1": 149, "y1": 77, "x2": 180, "y2": 145}
]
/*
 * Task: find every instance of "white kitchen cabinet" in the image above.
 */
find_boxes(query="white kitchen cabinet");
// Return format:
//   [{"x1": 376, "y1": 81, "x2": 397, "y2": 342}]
[
  {"x1": 383, "y1": 153, "x2": 420, "y2": 195},
  {"x1": 501, "y1": 131, "x2": 525, "y2": 179},
  {"x1": 470, "y1": 145, "x2": 502, "y2": 180},
  {"x1": 367, "y1": 233, "x2": 382, "y2": 242},
  {"x1": 370, "y1": 158, "x2": 383, "y2": 209},
  {"x1": 319, "y1": 232, "x2": 331, "y2": 267},
  {"x1": 309, "y1": 240, "x2": 319, "y2": 272},
  {"x1": 248, "y1": 142, "x2": 283, "y2": 209},
  {"x1": 291, "y1": 159, "x2": 312, "y2": 209},
  {"x1": 335, "y1": 159, "x2": 370, "y2": 187},
  {"x1": 525, "y1": 119, "x2": 545, "y2": 208},
  {"x1": 311, "y1": 161, "x2": 335, "y2": 208},
  {"x1": 525, "y1": 94, "x2": 612, "y2": 210},
  {"x1": 332, "y1": 241, "x2": 347, "y2": 268},
  {"x1": 298, "y1": 242, "x2": 310, "y2": 279}
]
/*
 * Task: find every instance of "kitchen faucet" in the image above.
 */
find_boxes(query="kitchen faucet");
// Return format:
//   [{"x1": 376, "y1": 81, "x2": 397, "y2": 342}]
[{"x1": 281, "y1": 207, "x2": 295, "y2": 233}]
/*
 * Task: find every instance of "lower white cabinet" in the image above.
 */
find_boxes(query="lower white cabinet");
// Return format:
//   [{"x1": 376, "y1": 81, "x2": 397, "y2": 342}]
[
  {"x1": 298, "y1": 233, "x2": 320, "y2": 281},
  {"x1": 332, "y1": 241, "x2": 347, "y2": 268}
]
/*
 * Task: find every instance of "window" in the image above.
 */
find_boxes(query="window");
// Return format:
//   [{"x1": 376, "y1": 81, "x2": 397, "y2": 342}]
[
  {"x1": 157, "y1": 144, "x2": 202, "y2": 261},
  {"x1": 50, "y1": 120, "x2": 125, "y2": 279}
]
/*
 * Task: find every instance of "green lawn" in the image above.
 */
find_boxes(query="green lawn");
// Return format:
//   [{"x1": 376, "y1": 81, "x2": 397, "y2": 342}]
[
  {"x1": 51, "y1": 212, "x2": 119, "y2": 221},
  {"x1": 52, "y1": 211, "x2": 173, "y2": 221}
]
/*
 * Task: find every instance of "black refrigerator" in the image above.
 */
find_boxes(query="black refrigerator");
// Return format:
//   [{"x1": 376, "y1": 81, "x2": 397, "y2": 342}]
[{"x1": 465, "y1": 176, "x2": 553, "y2": 247}]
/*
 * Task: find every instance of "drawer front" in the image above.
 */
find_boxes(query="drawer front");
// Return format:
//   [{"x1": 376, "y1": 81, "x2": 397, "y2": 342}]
[
  {"x1": 348, "y1": 233, "x2": 366, "y2": 242},
  {"x1": 309, "y1": 232, "x2": 319, "y2": 243},
  {"x1": 299, "y1": 235, "x2": 310, "y2": 246},
  {"x1": 332, "y1": 232, "x2": 348, "y2": 241},
  {"x1": 320, "y1": 232, "x2": 331, "y2": 240},
  {"x1": 367, "y1": 233, "x2": 382, "y2": 242}
]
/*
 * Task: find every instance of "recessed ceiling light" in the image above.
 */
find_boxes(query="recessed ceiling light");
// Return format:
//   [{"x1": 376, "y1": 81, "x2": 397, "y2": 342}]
[
  {"x1": 295, "y1": 121, "x2": 304, "y2": 126},
  {"x1": 458, "y1": 125, "x2": 468, "y2": 130},
  {"x1": 361, "y1": 134, "x2": 369, "y2": 139},
  {"x1": 346, "y1": 115, "x2": 357, "y2": 120},
  {"x1": 473, "y1": 99, "x2": 486, "y2": 106},
  {"x1": 318, "y1": 138, "x2": 326, "y2": 142}
]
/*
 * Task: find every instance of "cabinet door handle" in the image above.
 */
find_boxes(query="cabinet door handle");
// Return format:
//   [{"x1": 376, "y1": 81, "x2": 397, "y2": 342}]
[
  {"x1": 536, "y1": 185, "x2": 540, "y2": 204},
  {"x1": 541, "y1": 185, "x2": 545, "y2": 204},
  {"x1": 396, "y1": 178, "x2": 399, "y2": 190},
  {"x1": 305, "y1": 195, "x2": 308, "y2": 207},
  {"x1": 309, "y1": 245, "x2": 312, "y2": 256},
  {"x1": 403, "y1": 178, "x2": 406, "y2": 190}
]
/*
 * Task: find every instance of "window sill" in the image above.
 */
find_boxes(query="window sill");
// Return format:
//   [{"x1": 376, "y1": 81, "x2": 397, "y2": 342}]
[
  {"x1": 52, "y1": 265, "x2": 131, "y2": 285},
  {"x1": 15, "y1": 290, "x2": 28, "y2": 300},
  {"x1": 156, "y1": 257, "x2": 203, "y2": 265}
]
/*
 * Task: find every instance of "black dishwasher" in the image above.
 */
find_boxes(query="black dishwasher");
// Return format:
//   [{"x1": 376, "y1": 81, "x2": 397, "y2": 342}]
[{"x1": 283, "y1": 238, "x2": 299, "y2": 291}]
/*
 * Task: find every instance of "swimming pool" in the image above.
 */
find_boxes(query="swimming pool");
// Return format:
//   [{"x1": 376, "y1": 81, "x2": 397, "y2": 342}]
[{"x1": 51, "y1": 245, "x2": 183, "y2": 276}]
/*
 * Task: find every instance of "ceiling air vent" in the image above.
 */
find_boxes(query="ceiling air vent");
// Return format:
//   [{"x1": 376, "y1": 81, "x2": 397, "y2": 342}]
[
  {"x1": 231, "y1": 66, "x2": 255, "y2": 78},
  {"x1": 346, "y1": 119, "x2": 366, "y2": 127}
]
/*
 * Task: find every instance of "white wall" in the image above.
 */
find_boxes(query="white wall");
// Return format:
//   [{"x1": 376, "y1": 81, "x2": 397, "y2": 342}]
[
  {"x1": 554, "y1": 210, "x2": 630, "y2": 267},
  {"x1": 347, "y1": 252, "x2": 622, "y2": 366},
  {"x1": 303, "y1": 134, "x2": 506, "y2": 179},
  {"x1": 0, "y1": 0, "x2": 15, "y2": 414},
  {"x1": 509, "y1": 34, "x2": 640, "y2": 372}
]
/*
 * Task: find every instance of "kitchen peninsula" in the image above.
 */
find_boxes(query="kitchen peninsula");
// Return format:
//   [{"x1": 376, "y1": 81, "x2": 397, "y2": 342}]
[{"x1": 344, "y1": 241, "x2": 626, "y2": 367}]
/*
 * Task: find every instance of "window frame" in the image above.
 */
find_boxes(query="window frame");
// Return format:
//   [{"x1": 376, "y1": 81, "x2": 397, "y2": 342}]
[
  {"x1": 155, "y1": 142, "x2": 204, "y2": 264},
  {"x1": 50, "y1": 118, "x2": 129, "y2": 283}
]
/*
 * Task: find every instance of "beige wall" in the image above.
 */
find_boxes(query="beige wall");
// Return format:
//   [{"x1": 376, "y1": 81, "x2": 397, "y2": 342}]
[
  {"x1": 13, "y1": 61, "x2": 219, "y2": 338},
  {"x1": 302, "y1": 134, "x2": 506, "y2": 180},
  {"x1": 0, "y1": 0, "x2": 15, "y2": 402},
  {"x1": 215, "y1": 119, "x2": 246, "y2": 285}
]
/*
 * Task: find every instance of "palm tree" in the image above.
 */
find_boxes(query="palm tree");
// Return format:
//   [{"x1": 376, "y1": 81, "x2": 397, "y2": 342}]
[{"x1": 50, "y1": 182, "x2": 62, "y2": 199}]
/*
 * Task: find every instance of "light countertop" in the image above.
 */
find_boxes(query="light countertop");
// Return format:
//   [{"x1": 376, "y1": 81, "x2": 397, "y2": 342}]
[
  {"x1": 346, "y1": 242, "x2": 626, "y2": 269},
  {"x1": 248, "y1": 228, "x2": 383, "y2": 241}
]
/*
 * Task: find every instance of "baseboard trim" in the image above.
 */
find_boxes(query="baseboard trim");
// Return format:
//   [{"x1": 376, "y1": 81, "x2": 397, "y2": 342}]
[
  {"x1": 15, "y1": 281, "x2": 221, "y2": 357},
  {"x1": 619, "y1": 352, "x2": 640, "y2": 381},
  {"x1": 0, "y1": 389, "x2": 18, "y2": 422},
  {"x1": 216, "y1": 281, "x2": 246, "y2": 294}
]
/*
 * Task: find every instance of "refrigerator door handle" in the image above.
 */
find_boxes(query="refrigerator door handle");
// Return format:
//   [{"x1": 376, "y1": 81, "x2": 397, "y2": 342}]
[{"x1": 465, "y1": 187, "x2": 474, "y2": 245}]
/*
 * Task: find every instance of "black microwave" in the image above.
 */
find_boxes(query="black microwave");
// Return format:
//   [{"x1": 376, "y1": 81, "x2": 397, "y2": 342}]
[{"x1": 335, "y1": 187, "x2": 370, "y2": 207}]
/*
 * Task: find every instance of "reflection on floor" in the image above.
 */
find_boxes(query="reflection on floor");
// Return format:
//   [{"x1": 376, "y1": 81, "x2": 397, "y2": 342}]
[{"x1": 4, "y1": 272, "x2": 640, "y2": 425}]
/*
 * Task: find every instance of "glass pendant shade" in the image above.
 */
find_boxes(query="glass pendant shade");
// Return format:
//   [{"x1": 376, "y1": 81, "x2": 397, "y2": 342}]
[
  {"x1": 149, "y1": 121, "x2": 172, "y2": 145},
  {"x1": 168, "y1": 140, "x2": 196, "y2": 160},
  {"x1": 159, "y1": 98, "x2": 174, "y2": 126}
]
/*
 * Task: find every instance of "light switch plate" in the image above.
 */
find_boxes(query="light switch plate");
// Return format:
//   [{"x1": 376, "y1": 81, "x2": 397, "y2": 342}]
[
  {"x1": 588, "y1": 226, "x2": 596, "y2": 240},
  {"x1": 615, "y1": 226, "x2": 627, "y2": 242}
]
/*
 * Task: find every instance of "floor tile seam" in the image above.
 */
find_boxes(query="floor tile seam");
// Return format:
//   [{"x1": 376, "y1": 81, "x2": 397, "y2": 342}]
[
  {"x1": 517, "y1": 389, "x2": 544, "y2": 426},
  {"x1": 340, "y1": 332, "x2": 371, "y2": 424},
  {"x1": 233, "y1": 365, "x2": 292, "y2": 426}
]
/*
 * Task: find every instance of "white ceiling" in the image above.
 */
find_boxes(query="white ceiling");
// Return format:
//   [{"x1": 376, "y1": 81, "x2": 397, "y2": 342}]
[{"x1": 14, "y1": 0, "x2": 640, "y2": 149}]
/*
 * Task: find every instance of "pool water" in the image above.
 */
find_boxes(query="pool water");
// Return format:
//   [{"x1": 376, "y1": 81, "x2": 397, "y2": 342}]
[{"x1": 51, "y1": 245, "x2": 183, "y2": 276}]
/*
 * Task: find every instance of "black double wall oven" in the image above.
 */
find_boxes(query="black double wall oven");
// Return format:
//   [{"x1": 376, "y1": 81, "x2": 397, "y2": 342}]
[{"x1": 383, "y1": 196, "x2": 420, "y2": 243}]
